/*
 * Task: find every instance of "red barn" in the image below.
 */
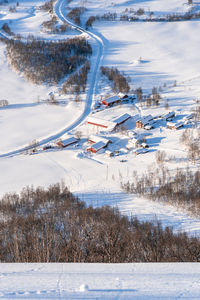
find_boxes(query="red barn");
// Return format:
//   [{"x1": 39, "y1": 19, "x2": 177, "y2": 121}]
[
  {"x1": 87, "y1": 141, "x2": 109, "y2": 153},
  {"x1": 88, "y1": 135, "x2": 112, "y2": 145},
  {"x1": 87, "y1": 117, "x2": 116, "y2": 131},
  {"x1": 102, "y1": 95, "x2": 121, "y2": 107}
]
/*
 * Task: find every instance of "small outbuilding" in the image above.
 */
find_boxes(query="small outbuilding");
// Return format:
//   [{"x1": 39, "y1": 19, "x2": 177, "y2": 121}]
[
  {"x1": 105, "y1": 150, "x2": 114, "y2": 157},
  {"x1": 167, "y1": 121, "x2": 184, "y2": 130},
  {"x1": 164, "y1": 111, "x2": 175, "y2": 121},
  {"x1": 56, "y1": 137, "x2": 78, "y2": 148},
  {"x1": 183, "y1": 113, "x2": 194, "y2": 121},
  {"x1": 133, "y1": 148, "x2": 149, "y2": 155}
]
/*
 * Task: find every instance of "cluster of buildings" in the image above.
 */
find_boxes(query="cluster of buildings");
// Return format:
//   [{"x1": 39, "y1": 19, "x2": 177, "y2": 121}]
[{"x1": 40, "y1": 92, "x2": 195, "y2": 158}]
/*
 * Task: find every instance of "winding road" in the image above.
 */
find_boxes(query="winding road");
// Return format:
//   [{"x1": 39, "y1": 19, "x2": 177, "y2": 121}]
[{"x1": 0, "y1": 0, "x2": 104, "y2": 158}]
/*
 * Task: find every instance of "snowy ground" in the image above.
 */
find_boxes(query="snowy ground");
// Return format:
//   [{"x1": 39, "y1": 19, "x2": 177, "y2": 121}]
[
  {"x1": 0, "y1": 0, "x2": 200, "y2": 236},
  {"x1": 0, "y1": 263, "x2": 200, "y2": 299}
]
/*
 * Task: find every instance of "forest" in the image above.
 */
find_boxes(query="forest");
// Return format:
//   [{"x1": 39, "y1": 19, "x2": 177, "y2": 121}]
[
  {"x1": 3, "y1": 37, "x2": 92, "y2": 85},
  {"x1": 0, "y1": 183, "x2": 200, "y2": 263}
]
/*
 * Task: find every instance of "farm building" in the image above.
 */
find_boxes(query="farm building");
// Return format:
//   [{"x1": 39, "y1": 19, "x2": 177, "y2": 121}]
[
  {"x1": 133, "y1": 148, "x2": 149, "y2": 155},
  {"x1": 136, "y1": 115, "x2": 154, "y2": 129},
  {"x1": 113, "y1": 113, "x2": 131, "y2": 126},
  {"x1": 87, "y1": 141, "x2": 109, "y2": 153},
  {"x1": 88, "y1": 135, "x2": 112, "y2": 145},
  {"x1": 105, "y1": 150, "x2": 114, "y2": 157},
  {"x1": 127, "y1": 137, "x2": 147, "y2": 149},
  {"x1": 183, "y1": 113, "x2": 195, "y2": 121},
  {"x1": 101, "y1": 95, "x2": 121, "y2": 107},
  {"x1": 87, "y1": 116, "x2": 116, "y2": 131},
  {"x1": 167, "y1": 122, "x2": 184, "y2": 130},
  {"x1": 164, "y1": 111, "x2": 175, "y2": 121},
  {"x1": 127, "y1": 137, "x2": 139, "y2": 148},
  {"x1": 118, "y1": 93, "x2": 128, "y2": 99},
  {"x1": 56, "y1": 137, "x2": 78, "y2": 148}
]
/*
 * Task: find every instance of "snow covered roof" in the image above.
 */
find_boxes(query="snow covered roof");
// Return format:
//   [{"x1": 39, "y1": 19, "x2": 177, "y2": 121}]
[
  {"x1": 183, "y1": 113, "x2": 194, "y2": 120},
  {"x1": 87, "y1": 116, "x2": 116, "y2": 130},
  {"x1": 88, "y1": 141, "x2": 107, "y2": 152},
  {"x1": 113, "y1": 113, "x2": 131, "y2": 125},
  {"x1": 128, "y1": 137, "x2": 138, "y2": 144},
  {"x1": 175, "y1": 121, "x2": 184, "y2": 128},
  {"x1": 167, "y1": 121, "x2": 184, "y2": 129},
  {"x1": 137, "y1": 114, "x2": 153, "y2": 126},
  {"x1": 164, "y1": 111, "x2": 175, "y2": 120},
  {"x1": 60, "y1": 137, "x2": 78, "y2": 147},
  {"x1": 133, "y1": 148, "x2": 149, "y2": 155},
  {"x1": 102, "y1": 95, "x2": 121, "y2": 105},
  {"x1": 88, "y1": 135, "x2": 111, "y2": 144},
  {"x1": 118, "y1": 92, "x2": 126, "y2": 98}
]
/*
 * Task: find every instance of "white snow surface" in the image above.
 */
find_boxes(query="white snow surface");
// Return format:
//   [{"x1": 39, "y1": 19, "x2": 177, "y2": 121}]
[{"x1": 0, "y1": 263, "x2": 200, "y2": 299}]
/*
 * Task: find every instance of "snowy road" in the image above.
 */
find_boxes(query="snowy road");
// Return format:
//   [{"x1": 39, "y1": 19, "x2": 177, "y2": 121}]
[{"x1": 0, "y1": 0, "x2": 104, "y2": 158}]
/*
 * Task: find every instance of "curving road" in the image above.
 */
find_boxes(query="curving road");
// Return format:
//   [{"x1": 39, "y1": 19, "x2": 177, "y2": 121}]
[{"x1": 0, "y1": 0, "x2": 104, "y2": 158}]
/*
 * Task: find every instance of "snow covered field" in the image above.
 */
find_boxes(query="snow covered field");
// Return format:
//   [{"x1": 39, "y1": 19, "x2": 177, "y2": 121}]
[{"x1": 0, "y1": 263, "x2": 200, "y2": 299}]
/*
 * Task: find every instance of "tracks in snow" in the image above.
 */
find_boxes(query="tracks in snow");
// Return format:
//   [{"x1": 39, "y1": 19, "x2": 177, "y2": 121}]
[{"x1": 0, "y1": 0, "x2": 104, "y2": 158}]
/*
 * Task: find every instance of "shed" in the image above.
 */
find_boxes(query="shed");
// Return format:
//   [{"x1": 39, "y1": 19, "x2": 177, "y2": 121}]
[
  {"x1": 128, "y1": 137, "x2": 138, "y2": 148},
  {"x1": 105, "y1": 150, "x2": 114, "y2": 157},
  {"x1": 133, "y1": 148, "x2": 149, "y2": 155},
  {"x1": 56, "y1": 137, "x2": 78, "y2": 148},
  {"x1": 167, "y1": 121, "x2": 184, "y2": 130},
  {"x1": 183, "y1": 113, "x2": 194, "y2": 121},
  {"x1": 164, "y1": 111, "x2": 175, "y2": 121}
]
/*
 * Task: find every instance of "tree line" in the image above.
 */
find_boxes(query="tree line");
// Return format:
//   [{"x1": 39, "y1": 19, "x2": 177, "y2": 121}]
[
  {"x1": 61, "y1": 60, "x2": 90, "y2": 94},
  {"x1": 67, "y1": 7, "x2": 86, "y2": 26},
  {"x1": 0, "y1": 183, "x2": 200, "y2": 262},
  {"x1": 41, "y1": 16, "x2": 71, "y2": 34},
  {"x1": 122, "y1": 165, "x2": 200, "y2": 217},
  {"x1": 85, "y1": 8, "x2": 200, "y2": 26},
  {"x1": 101, "y1": 66, "x2": 130, "y2": 93},
  {"x1": 180, "y1": 128, "x2": 200, "y2": 163},
  {"x1": 3, "y1": 36, "x2": 92, "y2": 85}
]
